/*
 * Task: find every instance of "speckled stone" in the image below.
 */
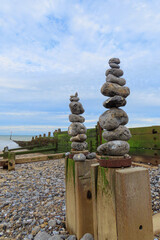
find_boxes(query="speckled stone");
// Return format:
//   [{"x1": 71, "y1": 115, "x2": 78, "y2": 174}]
[
  {"x1": 105, "y1": 68, "x2": 123, "y2": 77},
  {"x1": 69, "y1": 102, "x2": 84, "y2": 115},
  {"x1": 97, "y1": 140, "x2": 130, "y2": 156},
  {"x1": 101, "y1": 82, "x2": 130, "y2": 98},
  {"x1": 99, "y1": 108, "x2": 128, "y2": 131},
  {"x1": 86, "y1": 152, "x2": 96, "y2": 159},
  {"x1": 73, "y1": 153, "x2": 86, "y2": 161},
  {"x1": 68, "y1": 123, "x2": 87, "y2": 136},
  {"x1": 106, "y1": 74, "x2": 126, "y2": 86},
  {"x1": 103, "y1": 96, "x2": 126, "y2": 108},
  {"x1": 70, "y1": 92, "x2": 79, "y2": 102},
  {"x1": 69, "y1": 114, "x2": 85, "y2": 123},
  {"x1": 70, "y1": 134, "x2": 87, "y2": 142},
  {"x1": 71, "y1": 141, "x2": 88, "y2": 151},
  {"x1": 109, "y1": 58, "x2": 120, "y2": 64},
  {"x1": 109, "y1": 63, "x2": 120, "y2": 68},
  {"x1": 102, "y1": 126, "x2": 132, "y2": 141}
]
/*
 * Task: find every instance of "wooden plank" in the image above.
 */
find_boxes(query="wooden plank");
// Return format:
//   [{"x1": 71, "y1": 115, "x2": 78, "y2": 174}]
[
  {"x1": 116, "y1": 167, "x2": 154, "y2": 240},
  {"x1": 91, "y1": 163, "x2": 99, "y2": 240},
  {"x1": 129, "y1": 126, "x2": 160, "y2": 135},
  {"x1": 129, "y1": 147, "x2": 160, "y2": 158},
  {"x1": 128, "y1": 133, "x2": 160, "y2": 149},
  {"x1": 153, "y1": 213, "x2": 160, "y2": 236},
  {"x1": 131, "y1": 156, "x2": 160, "y2": 166}
]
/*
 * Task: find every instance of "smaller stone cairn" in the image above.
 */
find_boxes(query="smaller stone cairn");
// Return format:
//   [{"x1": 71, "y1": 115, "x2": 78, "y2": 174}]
[
  {"x1": 97, "y1": 58, "x2": 132, "y2": 167},
  {"x1": 68, "y1": 92, "x2": 96, "y2": 161}
]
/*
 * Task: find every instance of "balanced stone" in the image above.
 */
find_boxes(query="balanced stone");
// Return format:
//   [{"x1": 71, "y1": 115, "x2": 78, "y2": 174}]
[
  {"x1": 70, "y1": 92, "x2": 80, "y2": 102},
  {"x1": 69, "y1": 114, "x2": 85, "y2": 123},
  {"x1": 70, "y1": 134, "x2": 87, "y2": 142},
  {"x1": 71, "y1": 141, "x2": 88, "y2": 151},
  {"x1": 102, "y1": 126, "x2": 132, "y2": 141},
  {"x1": 109, "y1": 63, "x2": 120, "y2": 68},
  {"x1": 97, "y1": 140, "x2": 130, "y2": 156},
  {"x1": 109, "y1": 58, "x2": 120, "y2": 64},
  {"x1": 73, "y1": 153, "x2": 86, "y2": 161},
  {"x1": 99, "y1": 108, "x2": 128, "y2": 130},
  {"x1": 106, "y1": 74, "x2": 126, "y2": 86},
  {"x1": 68, "y1": 123, "x2": 87, "y2": 136},
  {"x1": 86, "y1": 152, "x2": 96, "y2": 159},
  {"x1": 101, "y1": 82, "x2": 130, "y2": 98},
  {"x1": 103, "y1": 95, "x2": 126, "y2": 108},
  {"x1": 69, "y1": 102, "x2": 84, "y2": 115},
  {"x1": 105, "y1": 68, "x2": 123, "y2": 77}
]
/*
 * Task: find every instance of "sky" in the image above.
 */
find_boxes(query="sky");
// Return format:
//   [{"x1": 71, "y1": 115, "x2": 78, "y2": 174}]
[{"x1": 0, "y1": 0, "x2": 160, "y2": 135}]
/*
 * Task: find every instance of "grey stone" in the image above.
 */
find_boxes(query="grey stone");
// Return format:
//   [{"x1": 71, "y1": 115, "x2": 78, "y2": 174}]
[
  {"x1": 31, "y1": 226, "x2": 40, "y2": 236},
  {"x1": 70, "y1": 134, "x2": 87, "y2": 142},
  {"x1": 103, "y1": 96, "x2": 126, "y2": 108},
  {"x1": 48, "y1": 236, "x2": 63, "y2": 240},
  {"x1": 34, "y1": 231, "x2": 51, "y2": 240},
  {"x1": 80, "y1": 233, "x2": 94, "y2": 240},
  {"x1": 48, "y1": 219, "x2": 57, "y2": 228},
  {"x1": 70, "y1": 92, "x2": 79, "y2": 102},
  {"x1": 99, "y1": 108, "x2": 128, "y2": 130},
  {"x1": 67, "y1": 235, "x2": 77, "y2": 240},
  {"x1": 68, "y1": 123, "x2": 87, "y2": 136},
  {"x1": 105, "y1": 68, "x2": 123, "y2": 77},
  {"x1": 71, "y1": 142, "x2": 88, "y2": 151},
  {"x1": 102, "y1": 126, "x2": 132, "y2": 141},
  {"x1": 73, "y1": 153, "x2": 86, "y2": 161},
  {"x1": 106, "y1": 74, "x2": 126, "y2": 86},
  {"x1": 109, "y1": 63, "x2": 120, "y2": 68},
  {"x1": 109, "y1": 58, "x2": 120, "y2": 64},
  {"x1": 69, "y1": 114, "x2": 85, "y2": 123},
  {"x1": 69, "y1": 102, "x2": 84, "y2": 115},
  {"x1": 97, "y1": 140, "x2": 130, "y2": 156},
  {"x1": 101, "y1": 82, "x2": 130, "y2": 98},
  {"x1": 65, "y1": 152, "x2": 70, "y2": 157},
  {"x1": 86, "y1": 152, "x2": 96, "y2": 159}
]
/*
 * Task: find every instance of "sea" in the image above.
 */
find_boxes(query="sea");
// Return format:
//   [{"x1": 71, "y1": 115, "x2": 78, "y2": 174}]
[{"x1": 0, "y1": 135, "x2": 33, "y2": 151}]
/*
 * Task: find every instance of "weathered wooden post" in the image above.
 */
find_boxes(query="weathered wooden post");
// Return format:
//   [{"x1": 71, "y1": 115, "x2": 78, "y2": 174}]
[
  {"x1": 91, "y1": 58, "x2": 154, "y2": 240},
  {"x1": 66, "y1": 93, "x2": 97, "y2": 239},
  {"x1": 43, "y1": 133, "x2": 46, "y2": 137},
  {"x1": 3, "y1": 146, "x2": 9, "y2": 169},
  {"x1": 8, "y1": 152, "x2": 15, "y2": 171},
  {"x1": 48, "y1": 132, "x2": 51, "y2": 137}
]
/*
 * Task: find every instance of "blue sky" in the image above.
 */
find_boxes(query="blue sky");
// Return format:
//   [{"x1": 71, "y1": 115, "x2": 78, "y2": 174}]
[{"x1": 0, "y1": 0, "x2": 160, "y2": 135}]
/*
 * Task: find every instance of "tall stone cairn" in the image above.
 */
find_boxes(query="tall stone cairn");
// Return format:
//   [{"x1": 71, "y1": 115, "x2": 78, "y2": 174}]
[
  {"x1": 68, "y1": 93, "x2": 89, "y2": 161},
  {"x1": 97, "y1": 58, "x2": 132, "y2": 161}
]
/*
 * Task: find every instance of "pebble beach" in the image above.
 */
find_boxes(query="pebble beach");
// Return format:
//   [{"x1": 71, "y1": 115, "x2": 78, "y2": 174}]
[{"x1": 0, "y1": 159, "x2": 159, "y2": 240}]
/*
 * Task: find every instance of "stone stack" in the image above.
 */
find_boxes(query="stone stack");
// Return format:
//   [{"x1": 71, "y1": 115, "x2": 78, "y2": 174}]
[
  {"x1": 68, "y1": 93, "x2": 96, "y2": 161},
  {"x1": 97, "y1": 58, "x2": 132, "y2": 166}
]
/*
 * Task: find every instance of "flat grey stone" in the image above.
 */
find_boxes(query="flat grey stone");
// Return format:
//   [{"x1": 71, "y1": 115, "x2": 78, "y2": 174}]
[
  {"x1": 99, "y1": 108, "x2": 128, "y2": 131},
  {"x1": 69, "y1": 114, "x2": 85, "y2": 123},
  {"x1": 97, "y1": 140, "x2": 130, "y2": 156},
  {"x1": 69, "y1": 102, "x2": 84, "y2": 115},
  {"x1": 105, "y1": 68, "x2": 123, "y2": 77},
  {"x1": 73, "y1": 153, "x2": 86, "y2": 161},
  {"x1": 101, "y1": 82, "x2": 130, "y2": 98},
  {"x1": 71, "y1": 142, "x2": 88, "y2": 151},
  {"x1": 102, "y1": 126, "x2": 132, "y2": 141},
  {"x1": 48, "y1": 236, "x2": 63, "y2": 240},
  {"x1": 103, "y1": 96, "x2": 126, "y2": 108},
  {"x1": 48, "y1": 219, "x2": 56, "y2": 228},
  {"x1": 109, "y1": 63, "x2": 120, "y2": 68},
  {"x1": 109, "y1": 58, "x2": 120, "y2": 64},
  {"x1": 80, "y1": 233, "x2": 94, "y2": 240},
  {"x1": 34, "y1": 231, "x2": 51, "y2": 240},
  {"x1": 86, "y1": 152, "x2": 96, "y2": 159},
  {"x1": 68, "y1": 123, "x2": 87, "y2": 136},
  {"x1": 70, "y1": 134, "x2": 87, "y2": 142},
  {"x1": 106, "y1": 74, "x2": 126, "y2": 86},
  {"x1": 67, "y1": 235, "x2": 77, "y2": 240}
]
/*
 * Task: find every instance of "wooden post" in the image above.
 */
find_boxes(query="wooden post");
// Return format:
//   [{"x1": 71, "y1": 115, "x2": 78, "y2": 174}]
[
  {"x1": 48, "y1": 132, "x2": 51, "y2": 137},
  {"x1": 43, "y1": 133, "x2": 46, "y2": 137},
  {"x1": 3, "y1": 147, "x2": 9, "y2": 169},
  {"x1": 8, "y1": 152, "x2": 15, "y2": 171},
  {"x1": 91, "y1": 165, "x2": 154, "y2": 240},
  {"x1": 66, "y1": 157, "x2": 97, "y2": 239}
]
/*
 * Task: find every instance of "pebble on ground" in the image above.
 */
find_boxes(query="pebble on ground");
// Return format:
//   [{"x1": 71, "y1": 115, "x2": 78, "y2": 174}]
[{"x1": 0, "y1": 159, "x2": 159, "y2": 239}]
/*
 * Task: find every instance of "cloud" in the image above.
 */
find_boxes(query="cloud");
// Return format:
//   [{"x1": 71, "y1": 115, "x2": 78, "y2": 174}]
[{"x1": 0, "y1": 0, "x2": 160, "y2": 133}]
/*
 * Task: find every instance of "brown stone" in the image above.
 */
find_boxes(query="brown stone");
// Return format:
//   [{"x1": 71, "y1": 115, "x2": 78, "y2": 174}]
[{"x1": 101, "y1": 82, "x2": 130, "y2": 98}]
